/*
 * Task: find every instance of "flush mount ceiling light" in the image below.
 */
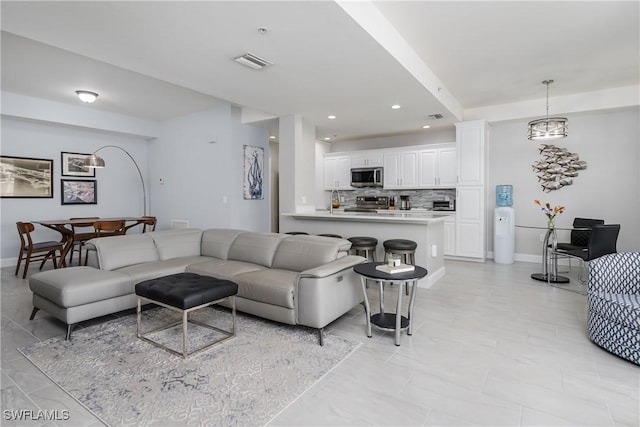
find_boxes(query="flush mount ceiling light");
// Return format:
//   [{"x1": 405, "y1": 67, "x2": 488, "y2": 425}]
[
  {"x1": 327, "y1": 115, "x2": 336, "y2": 120},
  {"x1": 75, "y1": 90, "x2": 98, "y2": 103},
  {"x1": 391, "y1": 104, "x2": 401, "y2": 109},
  {"x1": 233, "y1": 52, "x2": 273, "y2": 70},
  {"x1": 528, "y1": 80, "x2": 568, "y2": 141},
  {"x1": 422, "y1": 125, "x2": 431, "y2": 129}
]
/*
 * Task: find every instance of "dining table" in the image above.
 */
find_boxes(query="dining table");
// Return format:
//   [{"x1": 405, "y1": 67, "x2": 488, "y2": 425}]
[
  {"x1": 516, "y1": 224, "x2": 588, "y2": 284},
  {"x1": 34, "y1": 217, "x2": 147, "y2": 267}
]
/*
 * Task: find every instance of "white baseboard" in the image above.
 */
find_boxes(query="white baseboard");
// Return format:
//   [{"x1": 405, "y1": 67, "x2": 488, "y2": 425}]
[{"x1": 418, "y1": 265, "x2": 445, "y2": 289}]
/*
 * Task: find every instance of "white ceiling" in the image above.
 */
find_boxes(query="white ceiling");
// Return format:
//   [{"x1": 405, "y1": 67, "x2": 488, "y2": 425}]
[{"x1": 1, "y1": 1, "x2": 638, "y2": 142}]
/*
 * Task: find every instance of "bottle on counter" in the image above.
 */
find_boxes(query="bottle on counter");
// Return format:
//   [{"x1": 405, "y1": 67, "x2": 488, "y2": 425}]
[{"x1": 389, "y1": 196, "x2": 395, "y2": 210}]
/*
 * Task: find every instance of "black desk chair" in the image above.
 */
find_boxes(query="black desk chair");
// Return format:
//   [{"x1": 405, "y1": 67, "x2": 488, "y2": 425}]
[{"x1": 552, "y1": 224, "x2": 620, "y2": 283}]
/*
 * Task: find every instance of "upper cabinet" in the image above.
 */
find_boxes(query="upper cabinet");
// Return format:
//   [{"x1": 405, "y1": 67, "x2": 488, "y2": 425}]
[
  {"x1": 455, "y1": 120, "x2": 487, "y2": 186},
  {"x1": 418, "y1": 145, "x2": 456, "y2": 188},
  {"x1": 383, "y1": 150, "x2": 419, "y2": 189},
  {"x1": 323, "y1": 155, "x2": 352, "y2": 190},
  {"x1": 351, "y1": 151, "x2": 383, "y2": 168}
]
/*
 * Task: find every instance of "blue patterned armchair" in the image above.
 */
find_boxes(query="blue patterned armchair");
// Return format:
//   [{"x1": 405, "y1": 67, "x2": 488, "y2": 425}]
[{"x1": 587, "y1": 252, "x2": 640, "y2": 365}]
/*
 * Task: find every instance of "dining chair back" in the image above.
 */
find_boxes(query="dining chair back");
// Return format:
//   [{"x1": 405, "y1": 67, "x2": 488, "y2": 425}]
[
  {"x1": 69, "y1": 217, "x2": 99, "y2": 266},
  {"x1": 141, "y1": 216, "x2": 157, "y2": 233},
  {"x1": 15, "y1": 222, "x2": 64, "y2": 279},
  {"x1": 93, "y1": 220, "x2": 126, "y2": 237},
  {"x1": 555, "y1": 217, "x2": 605, "y2": 251},
  {"x1": 557, "y1": 224, "x2": 620, "y2": 283}
]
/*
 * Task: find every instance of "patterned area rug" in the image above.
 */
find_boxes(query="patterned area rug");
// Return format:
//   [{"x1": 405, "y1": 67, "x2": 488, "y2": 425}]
[{"x1": 19, "y1": 307, "x2": 360, "y2": 426}]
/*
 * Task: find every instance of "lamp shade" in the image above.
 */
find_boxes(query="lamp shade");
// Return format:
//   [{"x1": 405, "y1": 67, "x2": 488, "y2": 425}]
[
  {"x1": 528, "y1": 117, "x2": 569, "y2": 140},
  {"x1": 84, "y1": 154, "x2": 106, "y2": 168}
]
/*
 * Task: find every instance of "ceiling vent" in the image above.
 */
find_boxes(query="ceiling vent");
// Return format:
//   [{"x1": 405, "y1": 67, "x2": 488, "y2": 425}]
[
  {"x1": 233, "y1": 52, "x2": 273, "y2": 70},
  {"x1": 427, "y1": 113, "x2": 444, "y2": 120}
]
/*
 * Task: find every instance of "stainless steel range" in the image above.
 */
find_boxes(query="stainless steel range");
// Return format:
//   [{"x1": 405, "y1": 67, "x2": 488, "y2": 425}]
[{"x1": 344, "y1": 196, "x2": 389, "y2": 212}]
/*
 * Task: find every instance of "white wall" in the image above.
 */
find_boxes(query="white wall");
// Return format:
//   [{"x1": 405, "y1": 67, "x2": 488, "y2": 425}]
[
  {"x1": 488, "y1": 107, "x2": 640, "y2": 256},
  {"x1": 1, "y1": 98, "x2": 270, "y2": 266},
  {"x1": 1, "y1": 116, "x2": 150, "y2": 263},
  {"x1": 148, "y1": 105, "x2": 270, "y2": 232}
]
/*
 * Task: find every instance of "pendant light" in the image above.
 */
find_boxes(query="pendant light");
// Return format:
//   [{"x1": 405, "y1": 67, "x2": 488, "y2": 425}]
[{"x1": 527, "y1": 80, "x2": 568, "y2": 141}]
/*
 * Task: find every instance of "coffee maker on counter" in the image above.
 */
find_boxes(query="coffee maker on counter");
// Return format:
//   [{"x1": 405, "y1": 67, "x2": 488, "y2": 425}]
[{"x1": 399, "y1": 195, "x2": 411, "y2": 210}]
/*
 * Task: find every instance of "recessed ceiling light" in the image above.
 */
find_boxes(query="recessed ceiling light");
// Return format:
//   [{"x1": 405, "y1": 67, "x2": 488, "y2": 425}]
[
  {"x1": 328, "y1": 115, "x2": 336, "y2": 120},
  {"x1": 75, "y1": 90, "x2": 98, "y2": 103},
  {"x1": 323, "y1": 137, "x2": 331, "y2": 141},
  {"x1": 269, "y1": 136, "x2": 276, "y2": 140},
  {"x1": 422, "y1": 125, "x2": 431, "y2": 129},
  {"x1": 391, "y1": 104, "x2": 401, "y2": 110}
]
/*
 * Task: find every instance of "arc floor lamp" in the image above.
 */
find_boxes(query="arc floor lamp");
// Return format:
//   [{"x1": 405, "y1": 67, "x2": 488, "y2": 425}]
[{"x1": 84, "y1": 145, "x2": 147, "y2": 216}]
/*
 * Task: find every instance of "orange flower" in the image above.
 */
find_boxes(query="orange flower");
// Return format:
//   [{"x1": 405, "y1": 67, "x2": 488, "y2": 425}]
[{"x1": 534, "y1": 200, "x2": 565, "y2": 221}]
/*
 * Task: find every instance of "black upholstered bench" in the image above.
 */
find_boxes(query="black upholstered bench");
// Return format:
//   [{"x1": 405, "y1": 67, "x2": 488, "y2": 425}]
[{"x1": 135, "y1": 272, "x2": 238, "y2": 358}]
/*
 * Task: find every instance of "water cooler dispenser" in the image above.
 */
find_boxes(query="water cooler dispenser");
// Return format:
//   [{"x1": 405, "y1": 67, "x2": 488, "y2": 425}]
[{"x1": 494, "y1": 185, "x2": 515, "y2": 264}]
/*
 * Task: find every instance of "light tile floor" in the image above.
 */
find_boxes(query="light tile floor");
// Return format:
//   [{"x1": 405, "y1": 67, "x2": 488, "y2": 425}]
[{"x1": 1, "y1": 261, "x2": 638, "y2": 426}]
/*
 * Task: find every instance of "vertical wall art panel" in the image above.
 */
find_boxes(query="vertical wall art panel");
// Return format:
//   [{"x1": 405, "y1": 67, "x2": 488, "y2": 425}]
[
  {"x1": 532, "y1": 144, "x2": 587, "y2": 192},
  {"x1": 243, "y1": 145, "x2": 264, "y2": 200}
]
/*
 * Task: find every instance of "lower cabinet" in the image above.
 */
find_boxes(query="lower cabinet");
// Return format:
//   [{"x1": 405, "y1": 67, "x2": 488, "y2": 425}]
[
  {"x1": 454, "y1": 186, "x2": 485, "y2": 260},
  {"x1": 444, "y1": 217, "x2": 456, "y2": 256}
]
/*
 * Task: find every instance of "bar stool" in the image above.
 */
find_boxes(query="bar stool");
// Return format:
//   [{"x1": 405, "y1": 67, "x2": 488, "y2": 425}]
[
  {"x1": 318, "y1": 233, "x2": 342, "y2": 239},
  {"x1": 383, "y1": 239, "x2": 418, "y2": 295},
  {"x1": 347, "y1": 236, "x2": 378, "y2": 262}
]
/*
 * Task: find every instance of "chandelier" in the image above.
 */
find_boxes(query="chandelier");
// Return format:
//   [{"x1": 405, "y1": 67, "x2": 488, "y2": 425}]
[{"x1": 527, "y1": 80, "x2": 568, "y2": 141}]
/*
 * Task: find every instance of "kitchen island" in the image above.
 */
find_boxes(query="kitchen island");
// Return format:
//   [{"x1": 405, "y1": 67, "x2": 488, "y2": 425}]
[{"x1": 280, "y1": 210, "x2": 450, "y2": 288}]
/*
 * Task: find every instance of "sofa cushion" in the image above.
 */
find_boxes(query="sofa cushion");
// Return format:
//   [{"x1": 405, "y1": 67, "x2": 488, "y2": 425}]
[
  {"x1": 232, "y1": 269, "x2": 298, "y2": 309},
  {"x1": 29, "y1": 267, "x2": 132, "y2": 307},
  {"x1": 271, "y1": 235, "x2": 345, "y2": 272},
  {"x1": 200, "y1": 229, "x2": 245, "y2": 259},
  {"x1": 117, "y1": 256, "x2": 211, "y2": 284},
  {"x1": 185, "y1": 259, "x2": 265, "y2": 281},
  {"x1": 88, "y1": 234, "x2": 159, "y2": 271},
  {"x1": 149, "y1": 228, "x2": 203, "y2": 260},
  {"x1": 227, "y1": 232, "x2": 286, "y2": 267}
]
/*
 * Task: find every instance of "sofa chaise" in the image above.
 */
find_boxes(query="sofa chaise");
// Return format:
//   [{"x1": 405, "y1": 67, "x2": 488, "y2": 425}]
[{"x1": 29, "y1": 228, "x2": 366, "y2": 344}]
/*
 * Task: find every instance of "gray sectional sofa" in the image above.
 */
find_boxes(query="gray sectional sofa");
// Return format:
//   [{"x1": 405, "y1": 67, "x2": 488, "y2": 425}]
[{"x1": 29, "y1": 228, "x2": 366, "y2": 344}]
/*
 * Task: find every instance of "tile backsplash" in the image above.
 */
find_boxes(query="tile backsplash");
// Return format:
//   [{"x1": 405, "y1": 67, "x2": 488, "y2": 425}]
[{"x1": 334, "y1": 188, "x2": 456, "y2": 209}]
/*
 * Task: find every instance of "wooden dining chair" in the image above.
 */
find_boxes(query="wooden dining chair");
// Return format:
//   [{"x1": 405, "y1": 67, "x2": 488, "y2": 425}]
[
  {"x1": 15, "y1": 222, "x2": 64, "y2": 279},
  {"x1": 141, "y1": 216, "x2": 157, "y2": 233},
  {"x1": 124, "y1": 216, "x2": 157, "y2": 234},
  {"x1": 93, "y1": 220, "x2": 127, "y2": 237},
  {"x1": 69, "y1": 217, "x2": 99, "y2": 266}
]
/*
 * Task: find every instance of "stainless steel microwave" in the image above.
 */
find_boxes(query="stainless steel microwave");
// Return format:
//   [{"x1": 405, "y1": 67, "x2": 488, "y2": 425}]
[{"x1": 350, "y1": 167, "x2": 383, "y2": 188}]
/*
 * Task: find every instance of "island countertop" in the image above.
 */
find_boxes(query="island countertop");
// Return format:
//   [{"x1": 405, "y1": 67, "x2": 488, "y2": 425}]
[{"x1": 281, "y1": 210, "x2": 453, "y2": 224}]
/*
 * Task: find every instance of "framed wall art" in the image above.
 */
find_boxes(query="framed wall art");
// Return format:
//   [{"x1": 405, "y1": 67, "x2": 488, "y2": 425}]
[
  {"x1": 243, "y1": 145, "x2": 264, "y2": 200},
  {"x1": 61, "y1": 152, "x2": 95, "y2": 177},
  {"x1": 0, "y1": 155, "x2": 53, "y2": 198},
  {"x1": 61, "y1": 179, "x2": 97, "y2": 205}
]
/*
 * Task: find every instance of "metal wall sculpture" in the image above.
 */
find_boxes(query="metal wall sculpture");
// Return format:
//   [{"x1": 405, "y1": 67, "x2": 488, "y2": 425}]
[
  {"x1": 243, "y1": 145, "x2": 264, "y2": 200},
  {"x1": 533, "y1": 144, "x2": 586, "y2": 192}
]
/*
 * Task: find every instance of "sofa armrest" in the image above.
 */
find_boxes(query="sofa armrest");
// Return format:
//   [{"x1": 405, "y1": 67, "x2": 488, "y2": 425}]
[
  {"x1": 295, "y1": 255, "x2": 366, "y2": 330},
  {"x1": 297, "y1": 255, "x2": 366, "y2": 279}
]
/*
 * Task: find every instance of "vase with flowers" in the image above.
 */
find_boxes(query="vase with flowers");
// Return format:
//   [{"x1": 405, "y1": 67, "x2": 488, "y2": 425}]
[{"x1": 534, "y1": 200, "x2": 565, "y2": 229}]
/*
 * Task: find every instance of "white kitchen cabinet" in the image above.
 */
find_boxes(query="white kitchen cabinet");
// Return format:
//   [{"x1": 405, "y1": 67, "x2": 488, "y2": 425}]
[
  {"x1": 455, "y1": 186, "x2": 485, "y2": 259},
  {"x1": 351, "y1": 151, "x2": 383, "y2": 167},
  {"x1": 323, "y1": 155, "x2": 352, "y2": 190},
  {"x1": 418, "y1": 146, "x2": 456, "y2": 188},
  {"x1": 383, "y1": 150, "x2": 418, "y2": 189},
  {"x1": 455, "y1": 120, "x2": 486, "y2": 186},
  {"x1": 444, "y1": 217, "x2": 456, "y2": 256}
]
